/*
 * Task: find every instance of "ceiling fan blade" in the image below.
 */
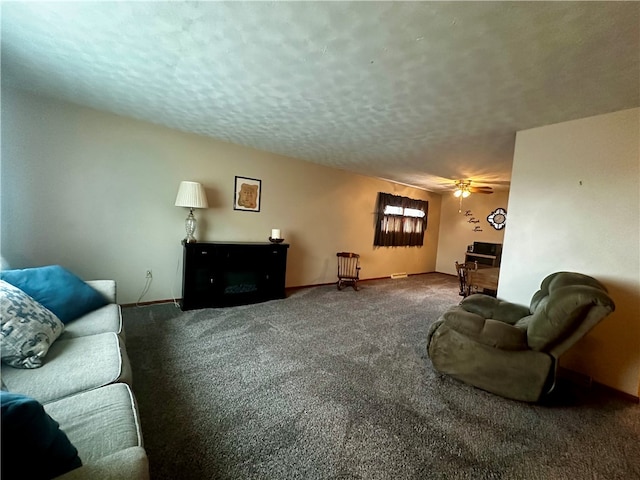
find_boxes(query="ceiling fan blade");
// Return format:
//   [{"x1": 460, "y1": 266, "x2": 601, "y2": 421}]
[
  {"x1": 449, "y1": 180, "x2": 495, "y2": 195},
  {"x1": 469, "y1": 187, "x2": 493, "y2": 193}
]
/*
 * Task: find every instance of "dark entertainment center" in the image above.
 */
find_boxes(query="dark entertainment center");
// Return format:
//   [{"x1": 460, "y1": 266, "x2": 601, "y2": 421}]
[{"x1": 181, "y1": 242, "x2": 289, "y2": 310}]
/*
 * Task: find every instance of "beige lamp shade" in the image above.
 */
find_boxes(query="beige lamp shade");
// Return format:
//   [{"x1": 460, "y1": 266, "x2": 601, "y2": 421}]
[{"x1": 175, "y1": 181, "x2": 208, "y2": 209}]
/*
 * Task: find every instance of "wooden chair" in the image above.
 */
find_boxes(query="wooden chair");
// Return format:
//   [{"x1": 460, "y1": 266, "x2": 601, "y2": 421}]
[
  {"x1": 337, "y1": 252, "x2": 361, "y2": 291},
  {"x1": 455, "y1": 260, "x2": 478, "y2": 297}
]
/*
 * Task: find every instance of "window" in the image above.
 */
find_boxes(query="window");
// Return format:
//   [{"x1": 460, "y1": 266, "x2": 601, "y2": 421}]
[
  {"x1": 383, "y1": 206, "x2": 426, "y2": 218},
  {"x1": 374, "y1": 192, "x2": 428, "y2": 247}
]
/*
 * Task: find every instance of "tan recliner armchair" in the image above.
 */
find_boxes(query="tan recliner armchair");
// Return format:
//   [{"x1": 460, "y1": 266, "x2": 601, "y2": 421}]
[{"x1": 426, "y1": 272, "x2": 616, "y2": 402}]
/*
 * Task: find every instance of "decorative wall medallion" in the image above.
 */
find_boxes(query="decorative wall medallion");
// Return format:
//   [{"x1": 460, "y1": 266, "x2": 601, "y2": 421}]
[{"x1": 487, "y1": 208, "x2": 507, "y2": 230}]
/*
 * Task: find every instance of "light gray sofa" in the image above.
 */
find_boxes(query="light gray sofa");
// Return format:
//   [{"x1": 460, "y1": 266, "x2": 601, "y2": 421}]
[{"x1": 1, "y1": 280, "x2": 149, "y2": 479}]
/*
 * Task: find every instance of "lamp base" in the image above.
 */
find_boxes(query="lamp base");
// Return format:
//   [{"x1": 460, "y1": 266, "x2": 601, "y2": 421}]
[{"x1": 183, "y1": 209, "x2": 198, "y2": 244}]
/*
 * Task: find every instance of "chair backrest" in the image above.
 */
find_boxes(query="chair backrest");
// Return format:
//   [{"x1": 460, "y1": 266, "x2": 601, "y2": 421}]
[
  {"x1": 455, "y1": 261, "x2": 477, "y2": 296},
  {"x1": 337, "y1": 252, "x2": 360, "y2": 279},
  {"x1": 523, "y1": 272, "x2": 615, "y2": 357}
]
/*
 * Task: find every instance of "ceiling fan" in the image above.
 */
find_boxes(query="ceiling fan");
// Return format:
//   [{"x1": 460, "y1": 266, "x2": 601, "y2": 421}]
[
  {"x1": 450, "y1": 180, "x2": 493, "y2": 213},
  {"x1": 452, "y1": 180, "x2": 494, "y2": 198}
]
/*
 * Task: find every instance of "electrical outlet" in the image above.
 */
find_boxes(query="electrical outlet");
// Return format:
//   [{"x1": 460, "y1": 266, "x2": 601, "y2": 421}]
[{"x1": 145, "y1": 270, "x2": 153, "y2": 279}]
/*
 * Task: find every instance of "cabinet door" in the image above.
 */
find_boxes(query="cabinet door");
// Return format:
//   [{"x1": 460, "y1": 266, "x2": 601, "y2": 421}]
[
  {"x1": 182, "y1": 244, "x2": 220, "y2": 310},
  {"x1": 264, "y1": 246, "x2": 287, "y2": 299}
]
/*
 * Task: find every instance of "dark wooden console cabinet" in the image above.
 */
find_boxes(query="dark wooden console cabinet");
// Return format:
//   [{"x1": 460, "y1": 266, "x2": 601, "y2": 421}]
[{"x1": 181, "y1": 242, "x2": 289, "y2": 310}]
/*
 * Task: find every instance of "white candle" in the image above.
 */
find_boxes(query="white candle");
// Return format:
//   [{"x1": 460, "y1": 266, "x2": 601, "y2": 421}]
[{"x1": 271, "y1": 229, "x2": 281, "y2": 239}]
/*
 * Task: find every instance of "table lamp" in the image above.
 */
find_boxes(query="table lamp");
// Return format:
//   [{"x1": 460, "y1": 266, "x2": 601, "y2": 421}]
[{"x1": 174, "y1": 181, "x2": 208, "y2": 243}]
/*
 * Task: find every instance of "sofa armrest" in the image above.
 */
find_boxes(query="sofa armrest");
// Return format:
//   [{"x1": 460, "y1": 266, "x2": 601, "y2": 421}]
[
  {"x1": 54, "y1": 447, "x2": 149, "y2": 480},
  {"x1": 86, "y1": 280, "x2": 116, "y2": 304},
  {"x1": 460, "y1": 294, "x2": 531, "y2": 325}
]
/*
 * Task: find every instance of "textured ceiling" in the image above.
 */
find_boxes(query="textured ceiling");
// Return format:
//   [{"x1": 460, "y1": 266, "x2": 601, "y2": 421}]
[{"x1": 2, "y1": 2, "x2": 638, "y2": 192}]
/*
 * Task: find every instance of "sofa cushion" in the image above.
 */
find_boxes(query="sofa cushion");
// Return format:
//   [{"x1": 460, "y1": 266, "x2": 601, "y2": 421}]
[
  {"x1": 1, "y1": 391, "x2": 82, "y2": 480},
  {"x1": 52, "y1": 447, "x2": 149, "y2": 480},
  {"x1": 44, "y1": 383, "x2": 144, "y2": 464},
  {"x1": 0, "y1": 332, "x2": 132, "y2": 404},
  {"x1": 0, "y1": 280, "x2": 64, "y2": 369},
  {"x1": 60, "y1": 304, "x2": 123, "y2": 340},
  {"x1": 1, "y1": 266, "x2": 107, "y2": 324}
]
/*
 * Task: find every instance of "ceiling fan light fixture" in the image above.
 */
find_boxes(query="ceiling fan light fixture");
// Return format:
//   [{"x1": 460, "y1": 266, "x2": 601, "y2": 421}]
[{"x1": 453, "y1": 180, "x2": 471, "y2": 198}]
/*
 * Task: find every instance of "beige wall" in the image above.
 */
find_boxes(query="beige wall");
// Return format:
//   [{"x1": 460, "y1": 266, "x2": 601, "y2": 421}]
[
  {"x1": 1, "y1": 88, "x2": 441, "y2": 304},
  {"x1": 500, "y1": 108, "x2": 640, "y2": 397},
  {"x1": 435, "y1": 190, "x2": 509, "y2": 275}
]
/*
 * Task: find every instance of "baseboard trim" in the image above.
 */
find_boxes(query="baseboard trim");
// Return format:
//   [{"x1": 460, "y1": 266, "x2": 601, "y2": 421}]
[
  {"x1": 558, "y1": 367, "x2": 639, "y2": 403},
  {"x1": 284, "y1": 272, "x2": 434, "y2": 294},
  {"x1": 121, "y1": 299, "x2": 178, "y2": 308},
  {"x1": 124, "y1": 273, "x2": 438, "y2": 306},
  {"x1": 557, "y1": 366, "x2": 592, "y2": 387},
  {"x1": 592, "y1": 381, "x2": 640, "y2": 403}
]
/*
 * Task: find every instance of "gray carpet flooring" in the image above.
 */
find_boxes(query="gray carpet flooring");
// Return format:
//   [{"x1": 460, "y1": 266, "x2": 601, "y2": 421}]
[{"x1": 123, "y1": 273, "x2": 640, "y2": 480}]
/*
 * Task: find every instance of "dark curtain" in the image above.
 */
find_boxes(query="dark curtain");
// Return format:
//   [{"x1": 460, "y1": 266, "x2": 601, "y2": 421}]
[{"x1": 374, "y1": 192, "x2": 428, "y2": 247}]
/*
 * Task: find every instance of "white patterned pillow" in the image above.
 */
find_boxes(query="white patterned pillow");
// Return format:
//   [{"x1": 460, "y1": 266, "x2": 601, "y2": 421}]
[{"x1": 0, "y1": 280, "x2": 64, "y2": 368}]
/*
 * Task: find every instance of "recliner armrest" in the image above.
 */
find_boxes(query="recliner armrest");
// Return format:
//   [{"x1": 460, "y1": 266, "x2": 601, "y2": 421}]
[
  {"x1": 460, "y1": 294, "x2": 531, "y2": 325},
  {"x1": 440, "y1": 307, "x2": 528, "y2": 350}
]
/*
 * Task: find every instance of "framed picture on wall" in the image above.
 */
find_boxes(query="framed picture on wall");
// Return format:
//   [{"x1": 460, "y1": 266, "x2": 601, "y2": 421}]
[{"x1": 233, "y1": 176, "x2": 261, "y2": 212}]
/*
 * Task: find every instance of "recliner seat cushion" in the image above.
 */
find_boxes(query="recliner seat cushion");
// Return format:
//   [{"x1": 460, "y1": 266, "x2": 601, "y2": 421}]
[
  {"x1": 440, "y1": 307, "x2": 528, "y2": 350},
  {"x1": 460, "y1": 294, "x2": 531, "y2": 324}
]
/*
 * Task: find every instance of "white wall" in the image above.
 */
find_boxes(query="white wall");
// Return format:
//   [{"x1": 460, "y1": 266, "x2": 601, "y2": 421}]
[
  {"x1": 1, "y1": 88, "x2": 442, "y2": 304},
  {"x1": 436, "y1": 190, "x2": 509, "y2": 275},
  {"x1": 500, "y1": 108, "x2": 640, "y2": 397}
]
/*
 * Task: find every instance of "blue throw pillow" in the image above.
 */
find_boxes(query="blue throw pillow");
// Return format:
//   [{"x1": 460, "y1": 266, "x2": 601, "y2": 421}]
[
  {"x1": 0, "y1": 266, "x2": 107, "y2": 324},
  {"x1": 1, "y1": 391, "x2": 82, "y2": 479}
]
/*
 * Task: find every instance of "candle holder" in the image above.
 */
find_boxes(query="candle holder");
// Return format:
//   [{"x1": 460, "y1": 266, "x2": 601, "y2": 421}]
[{"x1": 268, "y1": 237, "x2": 284, "y2": 244}]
